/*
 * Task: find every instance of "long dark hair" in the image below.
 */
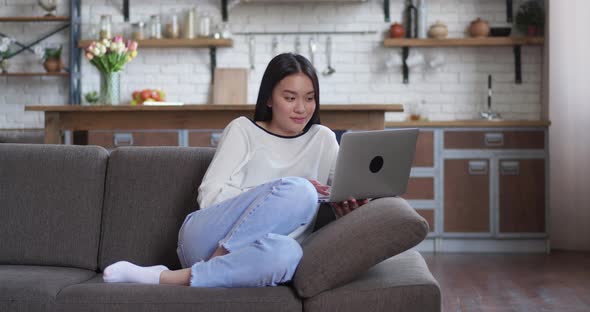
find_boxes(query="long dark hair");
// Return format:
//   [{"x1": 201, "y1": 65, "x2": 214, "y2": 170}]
[{"x1": 254, "y1": 53, "x2": 321, "y2": 131}]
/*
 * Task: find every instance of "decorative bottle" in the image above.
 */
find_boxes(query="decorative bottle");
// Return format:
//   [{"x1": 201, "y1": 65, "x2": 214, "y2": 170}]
[{"x1": 404, "y1": 0, "x2": 418, "y2": 38}]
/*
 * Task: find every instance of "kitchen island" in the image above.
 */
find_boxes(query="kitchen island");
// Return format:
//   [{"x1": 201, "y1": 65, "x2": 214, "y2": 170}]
[{"x1": 25, "y1": 104, "x2": 403, "y2": 144}]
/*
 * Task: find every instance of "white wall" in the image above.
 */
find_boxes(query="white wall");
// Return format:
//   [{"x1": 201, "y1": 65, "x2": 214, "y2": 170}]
[
  {"x1": 548, "y1": 0, "x2": 590, "y2": 251},
  {"x1": 1, "y1": 0, "x2": 543, "y2": 129}
]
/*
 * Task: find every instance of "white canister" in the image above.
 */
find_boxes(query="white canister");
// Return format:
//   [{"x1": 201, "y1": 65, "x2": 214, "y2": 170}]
[
  {"x1": 199, "y1": 12, "x2": 211, "y2": 37},
  {"x1": 183, "y1": 8, "x2": 195, "y2": 39},
  {"x1": 417, "y1": 0, "x2": 428, "y2": 39}
]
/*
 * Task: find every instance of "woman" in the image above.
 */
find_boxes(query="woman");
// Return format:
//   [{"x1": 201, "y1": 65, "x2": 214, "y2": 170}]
[{"x1": 103, "y1": 53, "x2": 368, "y2": 287}]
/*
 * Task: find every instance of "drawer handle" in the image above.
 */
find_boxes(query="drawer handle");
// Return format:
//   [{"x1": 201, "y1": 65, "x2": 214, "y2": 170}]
[
  {"x1": 468, "y1": 160, "x2": 488, "y2": 175},
  {"x1": 210, "y1": 132, "x2": 222, "y2": 147},
  {"x1": 500, "y1": 161, "x2": 520, "y2": 175},
  {"x1": 113, "y1": 133, "x2": 134, "y2": 146},
  {"x1": 484, "y1": 133, "x2": 504, "y2": 146}
]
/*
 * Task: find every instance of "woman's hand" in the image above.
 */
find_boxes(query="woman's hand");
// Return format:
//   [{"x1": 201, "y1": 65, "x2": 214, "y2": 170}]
[
  {"x1": 330, "y1": 198, "x2": 369, "y2": 219},
  {"x1": 308, "y1": 179, "x2": 330, "y2": 195}
]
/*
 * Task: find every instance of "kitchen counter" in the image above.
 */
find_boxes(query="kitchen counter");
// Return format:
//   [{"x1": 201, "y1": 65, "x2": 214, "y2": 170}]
[
  {"x1": 385, "y1": 120, "x2": 551, "y2": 128},
  {"x1": 26, "y1": 104, "x2": 403, "y2": 144}
]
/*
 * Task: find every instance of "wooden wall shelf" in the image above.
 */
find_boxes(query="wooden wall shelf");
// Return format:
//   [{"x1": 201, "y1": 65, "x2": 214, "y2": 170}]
[
  {"x1": 0, "y1": 72, "x2": 69, "y2": 77},
  {"x1": 0, "y1": 16, "x2": 70, "y2": 22},
  {"x1": 78, "y1": 38, "x2": 233, "y2": 49},
  {"x1": 79, "y1": 38, "x2": 233, "y2": 83},
  {"x1": 383, "y1": 37, "x2": 545, "y2": 47},
  {"x1": 384, "y1": 37, "x2": 545, "y2": 84}
]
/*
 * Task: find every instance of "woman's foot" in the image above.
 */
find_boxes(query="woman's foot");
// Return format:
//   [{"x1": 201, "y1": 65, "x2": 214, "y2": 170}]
[{"x1": 103, "y1": 261, "x2": 169, "y2": 284}]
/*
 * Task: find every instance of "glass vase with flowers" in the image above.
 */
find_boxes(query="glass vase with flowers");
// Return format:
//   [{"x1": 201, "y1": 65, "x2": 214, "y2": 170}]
[{"x1": 85, "y1": 36, "x2": 138, "y2": 105}]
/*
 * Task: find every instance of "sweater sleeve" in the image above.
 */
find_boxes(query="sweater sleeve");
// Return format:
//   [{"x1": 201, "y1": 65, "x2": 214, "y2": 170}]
[{"x1": 197, "y1": 119, "x2": 250, "y2": 209}]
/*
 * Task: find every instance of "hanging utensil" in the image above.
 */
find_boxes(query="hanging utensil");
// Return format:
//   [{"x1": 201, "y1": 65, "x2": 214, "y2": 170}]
[
  {"x1": 248, "y1": 36, "x2": 255, "y2": 70},
  {"x1": 294, "y1": 36, "x2": 301, "y2": 55},
  {"x1": 308, "y1": 37, "x2": 317, "y2": 65},
  {"x1": 271, "y1": 36, "x2": 280, "y2": 57},
  {"x1": 322, "y1": 36, "x2": 335, "y2": 76}
]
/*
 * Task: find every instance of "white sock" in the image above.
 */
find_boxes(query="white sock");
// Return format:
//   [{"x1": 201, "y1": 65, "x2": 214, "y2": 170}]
[{"x1": 103, "y1": 261, "x2": 169, "y2": 284}]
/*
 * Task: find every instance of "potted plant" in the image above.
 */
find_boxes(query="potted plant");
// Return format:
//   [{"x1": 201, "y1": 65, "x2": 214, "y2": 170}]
[
  {"x1": 85, "y1": 36, "x2": 138, "y2": 105},
  {"x1": 0, "y1": 37, "x2": 14, "y2": 73},
  {"x1": 515, "y1": 0, "x2": 545, "y2": 36},
  {"x1": 42, "y1": 45, "x2": 63, "y2": 73}
]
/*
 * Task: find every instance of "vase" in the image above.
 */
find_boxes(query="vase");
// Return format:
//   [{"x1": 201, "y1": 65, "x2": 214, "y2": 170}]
[
  {"x1": 99, "y1": 72, "x2": 120, "y2": 105},
  {"x1": 389, "y1": 22, "x2": 405, "y2": 38},
  {"x1": 428, "y1": 20, "x2": 448, "y2": 39},
  {"x1": 43, "y1": 57, "x2": 62, "y2": 73},
  {"x1": 469, "y1": 17, "x2": 490, "y2": 37},
  {"x1": 0, "y1": 59, "x2": 9, "y2": 73}
]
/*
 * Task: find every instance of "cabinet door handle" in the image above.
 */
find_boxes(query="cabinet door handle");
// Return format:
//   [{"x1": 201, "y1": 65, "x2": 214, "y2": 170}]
[
  {"x1": 500, "y1": 160, "x2": 520, "y2": 175},
  {"x1": 484, "y1": 133, "x2": 504, "y2": 146},
  {"x1": 468, "y1": 160, "x2": 488, "y2": 175},
  {"x1": 113, "y1": 133, "x2": 134, "y2": 146},
  {"x1": 210, "y1": 132, "x2": 222, "y2": 147}
]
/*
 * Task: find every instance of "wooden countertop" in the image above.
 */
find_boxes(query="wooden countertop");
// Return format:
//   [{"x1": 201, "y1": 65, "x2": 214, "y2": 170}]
[
  {"x1": 385, "y1": 120, "x2": 551, "y2": 128},
  {"x1": 25, "y1": 104, "x2": 403, "y2": 112}
]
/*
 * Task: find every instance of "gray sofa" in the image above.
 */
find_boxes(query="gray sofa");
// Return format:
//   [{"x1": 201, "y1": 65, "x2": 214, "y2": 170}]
[{"x1": 0, "y1": 143, "x2": 440, "y2": 312}]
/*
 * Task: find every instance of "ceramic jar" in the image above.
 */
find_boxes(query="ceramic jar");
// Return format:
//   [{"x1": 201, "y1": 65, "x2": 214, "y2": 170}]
[
  {"x1": 469, "y1": 18, "x2": 490, "y2": 37},
  {"x1": 389, "y1": 22, "x2": 405, "y2": 38},
  {"x1": 43, "y1": 57, "x2": 62, "y2": 73},
  {"x1": 428, "y1": 21, "x2": 448, "y2": 39}
]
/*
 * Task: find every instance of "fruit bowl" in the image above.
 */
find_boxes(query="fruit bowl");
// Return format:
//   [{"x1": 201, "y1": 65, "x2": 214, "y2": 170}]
[{"x1": 131, "y1": 89, "x2": 166, "y2": 105}]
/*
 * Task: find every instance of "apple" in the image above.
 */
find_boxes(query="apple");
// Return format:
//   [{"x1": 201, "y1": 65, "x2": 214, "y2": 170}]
[
  {"x1": 141, "y1": 89, "x2": 152, "y2": 101},
  {"x1": 151, "y1": 90, "x2": 161, "y2": 101}
]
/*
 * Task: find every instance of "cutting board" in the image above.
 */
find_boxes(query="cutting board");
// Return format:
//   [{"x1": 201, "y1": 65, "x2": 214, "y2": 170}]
[{"x1": 212, "y1": 68, "x2": 248, "y2": 105}]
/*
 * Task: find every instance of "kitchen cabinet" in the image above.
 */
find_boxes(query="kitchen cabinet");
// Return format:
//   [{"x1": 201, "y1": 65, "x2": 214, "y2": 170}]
[
  {"x1": 499, "y1": 159, "x2": 545, "y2": 233},
  {"x1": 388, "y1": 120, "x2": 549, "y2": 252},
  {"x1": 412, "y1": 130, "x2": 434, "y2": 167},
  {"x1": 444, "y1": 131, "x2": 544, "y2": 149},
  {"x1": 416, "y1": 209, "x2": 435, "y2": 232},
  {"x1": 188, "y1": 130, "x2": 221, "y2": 147},
  {"x1": 444, "y1": 159, "x2": 490, "y2": 233},
  {"x1": 405, "y1": 177, "x2": 434, "y2": 200},
  {"x1": 87, "y1": 130, "x2": 180, "y2": 148}
]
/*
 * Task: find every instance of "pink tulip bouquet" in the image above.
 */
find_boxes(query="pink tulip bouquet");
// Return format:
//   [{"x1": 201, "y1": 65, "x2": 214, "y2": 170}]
[
  {"x1": 84, "y1": 36, "x2": 138, "y2": 105},
  {"x1": 85, "y1": 36, "x2": 138, "y2": 73}
]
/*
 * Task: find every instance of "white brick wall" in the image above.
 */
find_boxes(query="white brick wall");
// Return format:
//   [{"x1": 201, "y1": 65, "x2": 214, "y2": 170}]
[{"x1": 0, "y1": 0, "x2": 544, "y2": 129}]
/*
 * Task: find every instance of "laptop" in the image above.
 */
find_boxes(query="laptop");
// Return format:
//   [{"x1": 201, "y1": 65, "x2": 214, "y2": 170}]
[{"x1": 318, "y1": 128, "x2": 419, "y2": 203}]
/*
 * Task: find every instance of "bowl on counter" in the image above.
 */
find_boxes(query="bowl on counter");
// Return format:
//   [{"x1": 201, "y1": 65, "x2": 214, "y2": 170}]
[{"x1": 489, "y1": 27, "x2": 512, "y2": 37}]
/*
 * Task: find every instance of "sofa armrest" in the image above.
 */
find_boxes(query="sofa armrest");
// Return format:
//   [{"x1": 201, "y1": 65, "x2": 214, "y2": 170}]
[{"x1": 292, "y1": 197, "x2": 429, "y2": 298}]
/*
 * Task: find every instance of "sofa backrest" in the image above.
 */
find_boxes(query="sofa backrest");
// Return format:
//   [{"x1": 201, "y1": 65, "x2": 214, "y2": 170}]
[
  {"x1": 98, "y1": 146, "x2": 215, "y2": 271},
  {"x1": 0, "y1": 144, "x2": 109, "y2": 270}
]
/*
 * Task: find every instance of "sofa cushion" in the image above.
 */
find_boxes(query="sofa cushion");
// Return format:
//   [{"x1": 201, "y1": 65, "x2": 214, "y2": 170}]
[
  {"x1": 98, "y1": 147, "x2": 215, "y2": 271},
  {"x1": 293, "y1": 197, "x2": 429, "y2": 298},
  {"x1": 303, "y1": 250, "x2": 441, "y2": 312},
  {"x1": 55, "y1": 274, "x2": 301, "y2": 312},
  {"x1": 0, "y1": 144, "x2": 109, "y2": 270},
  {"x1": 0, "y1": 265, "x2": 96, "y2": 312}
]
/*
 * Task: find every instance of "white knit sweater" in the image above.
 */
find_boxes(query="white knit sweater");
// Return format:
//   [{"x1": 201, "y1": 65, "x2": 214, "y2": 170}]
[{"x1": 197, "y1": 116, "x2": 339, "y2": 242}]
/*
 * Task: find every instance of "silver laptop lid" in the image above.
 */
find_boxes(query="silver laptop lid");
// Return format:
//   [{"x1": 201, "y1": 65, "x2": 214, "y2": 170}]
[{"x1": 328, "y1": 128, "x2": 418, "y2": 203}]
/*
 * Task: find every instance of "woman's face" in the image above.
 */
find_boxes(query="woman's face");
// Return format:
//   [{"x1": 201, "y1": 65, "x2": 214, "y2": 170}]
[{"x1": 267, "y1": 73, "x2": 316, "y2": 136}]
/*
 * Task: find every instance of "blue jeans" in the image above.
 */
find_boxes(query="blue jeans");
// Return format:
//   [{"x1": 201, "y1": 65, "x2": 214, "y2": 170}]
[{"x1": 176, "y1": 176, "x2": 319, "y2": 288}]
